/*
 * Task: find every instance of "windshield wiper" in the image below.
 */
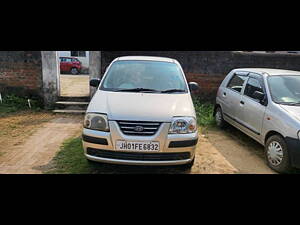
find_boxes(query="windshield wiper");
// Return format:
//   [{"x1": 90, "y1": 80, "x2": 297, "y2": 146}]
[
  {"x1": 278, "y1": 102, "x2": 300, "y2": 106},
  {"x1": 161, "y1": 89, "x2": 186, "y2": 93},
  {"x1": 115, "y1": 88, "x2": 160, "y2": 93}
]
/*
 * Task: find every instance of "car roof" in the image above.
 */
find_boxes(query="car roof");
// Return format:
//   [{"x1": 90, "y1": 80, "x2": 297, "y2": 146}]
[
  {"x1": 234, "y1": 68, "x2": 300, "y2": 76},
  {"x1": 60, "y1": 57, "x2": 77, "y2": 59},
  {"x1": 115, "y1": 56, "x2": 177, "y2": 63}
]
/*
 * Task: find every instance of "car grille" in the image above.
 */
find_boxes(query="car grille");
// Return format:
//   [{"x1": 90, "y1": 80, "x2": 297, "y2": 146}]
[
  {"x1": 117, "y1": 121, "x2": 162, "y2": 136},
  {"x1": 87, "y1": 148, "x2": 191, "y2": 161}
]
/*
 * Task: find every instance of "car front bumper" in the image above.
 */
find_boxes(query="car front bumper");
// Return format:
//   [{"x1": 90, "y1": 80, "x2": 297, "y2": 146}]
[
  {"x1": 82, "y1": 121, "x2": 198, "y2": 166},
  {"x1": 285, "y1": 136, "x2": 300, "y2": 169}
]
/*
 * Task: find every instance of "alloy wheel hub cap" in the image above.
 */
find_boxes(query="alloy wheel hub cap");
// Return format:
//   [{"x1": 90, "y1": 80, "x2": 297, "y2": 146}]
[{"x1": 267, "y1": 141, "x2": 284, "y2": 166}]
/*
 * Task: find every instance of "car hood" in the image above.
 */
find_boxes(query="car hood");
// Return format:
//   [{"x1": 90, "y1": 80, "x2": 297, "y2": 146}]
[
  {"x1": 87, "y1": 91, "x2": 196, "y2": 122},
  {"x1": 279, "y1": 105, "x2": 300, "y2": 122}
]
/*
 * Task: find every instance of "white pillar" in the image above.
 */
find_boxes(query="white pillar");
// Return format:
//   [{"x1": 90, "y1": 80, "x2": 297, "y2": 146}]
[
  {"x1": 89, "y1": 51, "x2": 101, "y2": 98},
  {"x1": 41, "y1": 51, "x2": 59, "y2": 108}
]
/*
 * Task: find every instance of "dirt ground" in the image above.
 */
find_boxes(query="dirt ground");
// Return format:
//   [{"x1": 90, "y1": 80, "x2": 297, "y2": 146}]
[
  {"x1": 0, "y1": 112, "x2": 238, "y2": 174},
  {"x1": 0, "y1": 111, "x2": 56, "y2": 156},
  {"x1": 59, "y1": 75, "x2": 90, "y2": 97},
  {"x1": 0, "y1": 113, "x2": 83, "y2": 174},
  {"x1": 0, "y1": 112, "x2": 277, "y2": 174},
  {"x1": 190, "y1": 135, "x2": 238, "y2": 174},
  {"x1": 205, "y1": 126, "x2": 277, "y2": 174}
]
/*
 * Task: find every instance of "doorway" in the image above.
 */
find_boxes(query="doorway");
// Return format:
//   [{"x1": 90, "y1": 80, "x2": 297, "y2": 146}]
[{"x1": 57, "y1": 51, "x2": 90, "y2": 97}]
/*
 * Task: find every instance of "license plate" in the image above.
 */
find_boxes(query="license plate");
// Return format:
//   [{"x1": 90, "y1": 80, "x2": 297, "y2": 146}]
[{"x1": 116, "y1": 140, "x2": 160, "y2": 152}]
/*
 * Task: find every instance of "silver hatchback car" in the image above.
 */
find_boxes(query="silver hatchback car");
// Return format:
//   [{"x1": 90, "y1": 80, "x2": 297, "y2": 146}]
[{"x1": 215, "y1": 68, "x2": 300, "y2": 173}]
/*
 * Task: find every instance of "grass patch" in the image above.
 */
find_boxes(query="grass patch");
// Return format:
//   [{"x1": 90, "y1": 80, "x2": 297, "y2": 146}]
[
  {"x1": 44, "y1": 137, "x2": 92, "y2": 174},
  {"x1": 44, "y1": 136, "x2": 192, "y2": 174},
  {"x1": 44, "y1": 137, "x2": 122, "y2": 174},
  {"x1": 194, "y1": 101, "x2": 215, "y2": 126},
  {"x1": 0, "y1": 94, "x2": 42, "y2": 117},
  {"x1": 193, "y1": 98, "x2": 215, "y2": 135}
]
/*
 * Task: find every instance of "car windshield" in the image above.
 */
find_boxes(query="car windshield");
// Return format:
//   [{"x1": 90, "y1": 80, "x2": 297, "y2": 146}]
[
  {"x1": 100, "y1": 60, "x2": 188, "y2": 93},
  {"x1": 268, "y1": 75, "x2": 300, "y2": 104}
]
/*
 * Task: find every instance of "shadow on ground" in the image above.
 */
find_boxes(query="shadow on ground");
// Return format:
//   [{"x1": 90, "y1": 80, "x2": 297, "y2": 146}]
[
  {"x1": 41, "y1": 137, "x2": 193, "y2": 174},
  {"x1": 84, "y1": 161, "x2": 191, "y2": 174},
  {"x1": 206, "y1": 124, "x2": 300, "y2": 174},
  {"x1": 42, "y1": 159, "x2": 192, "y2": 174}
]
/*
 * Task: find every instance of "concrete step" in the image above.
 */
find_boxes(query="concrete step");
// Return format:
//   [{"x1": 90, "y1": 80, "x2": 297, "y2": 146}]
[
  {"x1": 58, "y1": 96, "x2": 90, "y2": 102},
  {"x1": 55, "y1": 101, "x2": 89, "y2": 110},
  {"x1": 56, "y1": 101, "x2": 89, "y2": 105},
  {"x1": 52, "y1": 109, "x2": 86, "y2": 114}
]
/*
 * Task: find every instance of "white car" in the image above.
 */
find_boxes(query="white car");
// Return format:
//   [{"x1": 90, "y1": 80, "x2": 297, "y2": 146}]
[
  {"x1": 82, "y1": 56, "x2": 199, "y2": 167},
  {"x1": 215, "y1": 68, "x2": 300, "y2": 173}
]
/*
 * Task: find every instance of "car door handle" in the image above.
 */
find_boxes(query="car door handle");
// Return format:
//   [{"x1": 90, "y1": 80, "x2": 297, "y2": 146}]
[{"x1": 240, "y1": 101, "x2": 245, "y2": 105}]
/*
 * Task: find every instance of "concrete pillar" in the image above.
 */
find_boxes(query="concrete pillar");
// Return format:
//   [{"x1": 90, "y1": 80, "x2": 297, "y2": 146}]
[
  {"x1": 41, "y1": 51, "x2": 59, "y2": 109},
  {"x1": 89, "y1": 51, "x2": 101, "y2": 98}
]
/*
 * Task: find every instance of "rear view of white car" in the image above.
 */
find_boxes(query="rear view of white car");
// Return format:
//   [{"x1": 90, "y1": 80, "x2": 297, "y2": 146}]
[
  {"x1": 82, "y1": 56, "x2": 199, "y2": 167},
  {"x1": 215, "y1": 68, "x2": 300, "y2": 173}
]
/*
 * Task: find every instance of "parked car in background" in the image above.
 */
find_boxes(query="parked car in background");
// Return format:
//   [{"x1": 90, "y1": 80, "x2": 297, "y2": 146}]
[
  {"x1": 82, "y1": 56, "x2": 200, "y2": 168},
  {"x1": 60, "y1": 57, "x2": 82, "y2": 75},
  {"x1": 215, "y1": 68, "x2": 300, "y2": 173}
]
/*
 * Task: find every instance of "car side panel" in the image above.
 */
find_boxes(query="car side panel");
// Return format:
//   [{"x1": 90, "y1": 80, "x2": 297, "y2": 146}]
[
  {"x1": 216, "y1": 71, "x2": 235, "y2": 116},
  {"x1": 238, "y1": 95, "x2": 266, "y2": 143}
]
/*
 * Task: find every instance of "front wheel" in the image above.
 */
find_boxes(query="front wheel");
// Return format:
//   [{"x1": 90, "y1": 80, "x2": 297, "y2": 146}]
[
  {"x1": 265, "y1": 135, "x2": 292, "y2": 173},
  {"x1": 180, "y1": 157, "x2": 195, "y2": 170},
  {"x1": 215, "y1": 107, "x2": 227, "y2": 129},
  {"x1": 70, "y1": 67, "x2": 79, "y2": 75}
]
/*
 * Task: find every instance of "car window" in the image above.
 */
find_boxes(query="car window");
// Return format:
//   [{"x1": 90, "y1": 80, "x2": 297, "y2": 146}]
[
  {"x1": 100, "y1": 60, "x2": 188, "y2": 93},
  {"x1": 78, "y1": 51, "x2": 86, "y2": 57},
  {"x1": 227, "y1": 74, "x2": 247, "y2": 93},
  {"x1": 66, "y1": 58, "x2": 72, "y2": 62},
  {"x1": 244, "y1": 77, "x2": 264, "y2": 100},
  {"x1": 268, "y1": 76, "x2": 300, "y2": 104},
  {"x1": 60, "y1": 58, "x2": 66, "y2": 62}
]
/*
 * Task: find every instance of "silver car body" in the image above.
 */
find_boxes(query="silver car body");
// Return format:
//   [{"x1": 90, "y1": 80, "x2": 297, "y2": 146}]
[
  {"x1": 82, "y1": 56, "x2": 198, "y2": 166},
  {"x1": 216, "y1": 68, "x2": 300, "y2": 167}
]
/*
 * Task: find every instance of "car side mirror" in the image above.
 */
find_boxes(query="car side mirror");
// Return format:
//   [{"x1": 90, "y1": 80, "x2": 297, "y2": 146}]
[
  {"x1": 90, "y1": 78, "x2": 101, "y2": 87},
  {"x1": 253, "y1": 91, "x2": 265, "y2": 103},
  {"x1": 189, "y1": 82, "x2": 200, "y2": 92}
]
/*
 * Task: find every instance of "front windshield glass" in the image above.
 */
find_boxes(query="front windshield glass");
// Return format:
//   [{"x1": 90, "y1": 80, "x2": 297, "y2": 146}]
[
  {"x1": 268, "y1": 75, "x2": 300, "y2": 104},
  {"x1": 100, "y1": 60, "x2": 188, "y2": 93}
]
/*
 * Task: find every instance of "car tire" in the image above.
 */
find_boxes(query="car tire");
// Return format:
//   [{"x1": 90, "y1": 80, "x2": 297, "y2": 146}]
[
  {"x1": 215, "y1": 107, "x2": 227, "y2": 129},
  {"x1": 181, "y1": 157, "x2": 195, "y2": 170},
  {"x1": 86, "y1": 158, "x2": 102, "y2": 166},
  {"x1": 265, "y1": 135, "x2": 292, "y2": 173},
  {"x1": 71, "y1": 67, "x2": 79, "y2": 75}
]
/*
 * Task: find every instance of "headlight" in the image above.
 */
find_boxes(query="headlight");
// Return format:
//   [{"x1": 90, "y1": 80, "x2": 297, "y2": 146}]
[
  {"x1": 169, "y1": 117, "x2": 197, "y2": 134},
  {"x1": 84, "y1": 113, "x2": 110, "y2": 132}
]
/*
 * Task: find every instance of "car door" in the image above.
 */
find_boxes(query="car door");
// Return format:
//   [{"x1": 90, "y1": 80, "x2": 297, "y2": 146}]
[
  {"x1": 222, "y1": 72, "x2": 248, "y2": 121},
  {"x1": 65, "y1": 58, "x2": 73, "y2": 72},
  {"x1": 60, "y1": 57, "x2": 66, "y2": 72},
  {"x1": 238, "y1": 73, "x2": 267, "y2": 140}
]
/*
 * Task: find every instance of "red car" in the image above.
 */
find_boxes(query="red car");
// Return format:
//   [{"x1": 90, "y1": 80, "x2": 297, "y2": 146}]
[{"x1": 60, "y1": 57, "x2": 82, "y2": 75}]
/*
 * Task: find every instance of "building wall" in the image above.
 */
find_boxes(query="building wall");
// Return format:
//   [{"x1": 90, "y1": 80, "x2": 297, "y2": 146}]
[
  {"x1": 0, "y1": 51, "x2": 43, "y2": 99},
  {"x1": 101, "y1": 51, "x2": 300, "y2": 101},
  {"x1": 240, "y1": 51, "x2": 300, "y2": 54},
  {"x1": 3, "y1": 51, "x2": 300, "y2": 106}
]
